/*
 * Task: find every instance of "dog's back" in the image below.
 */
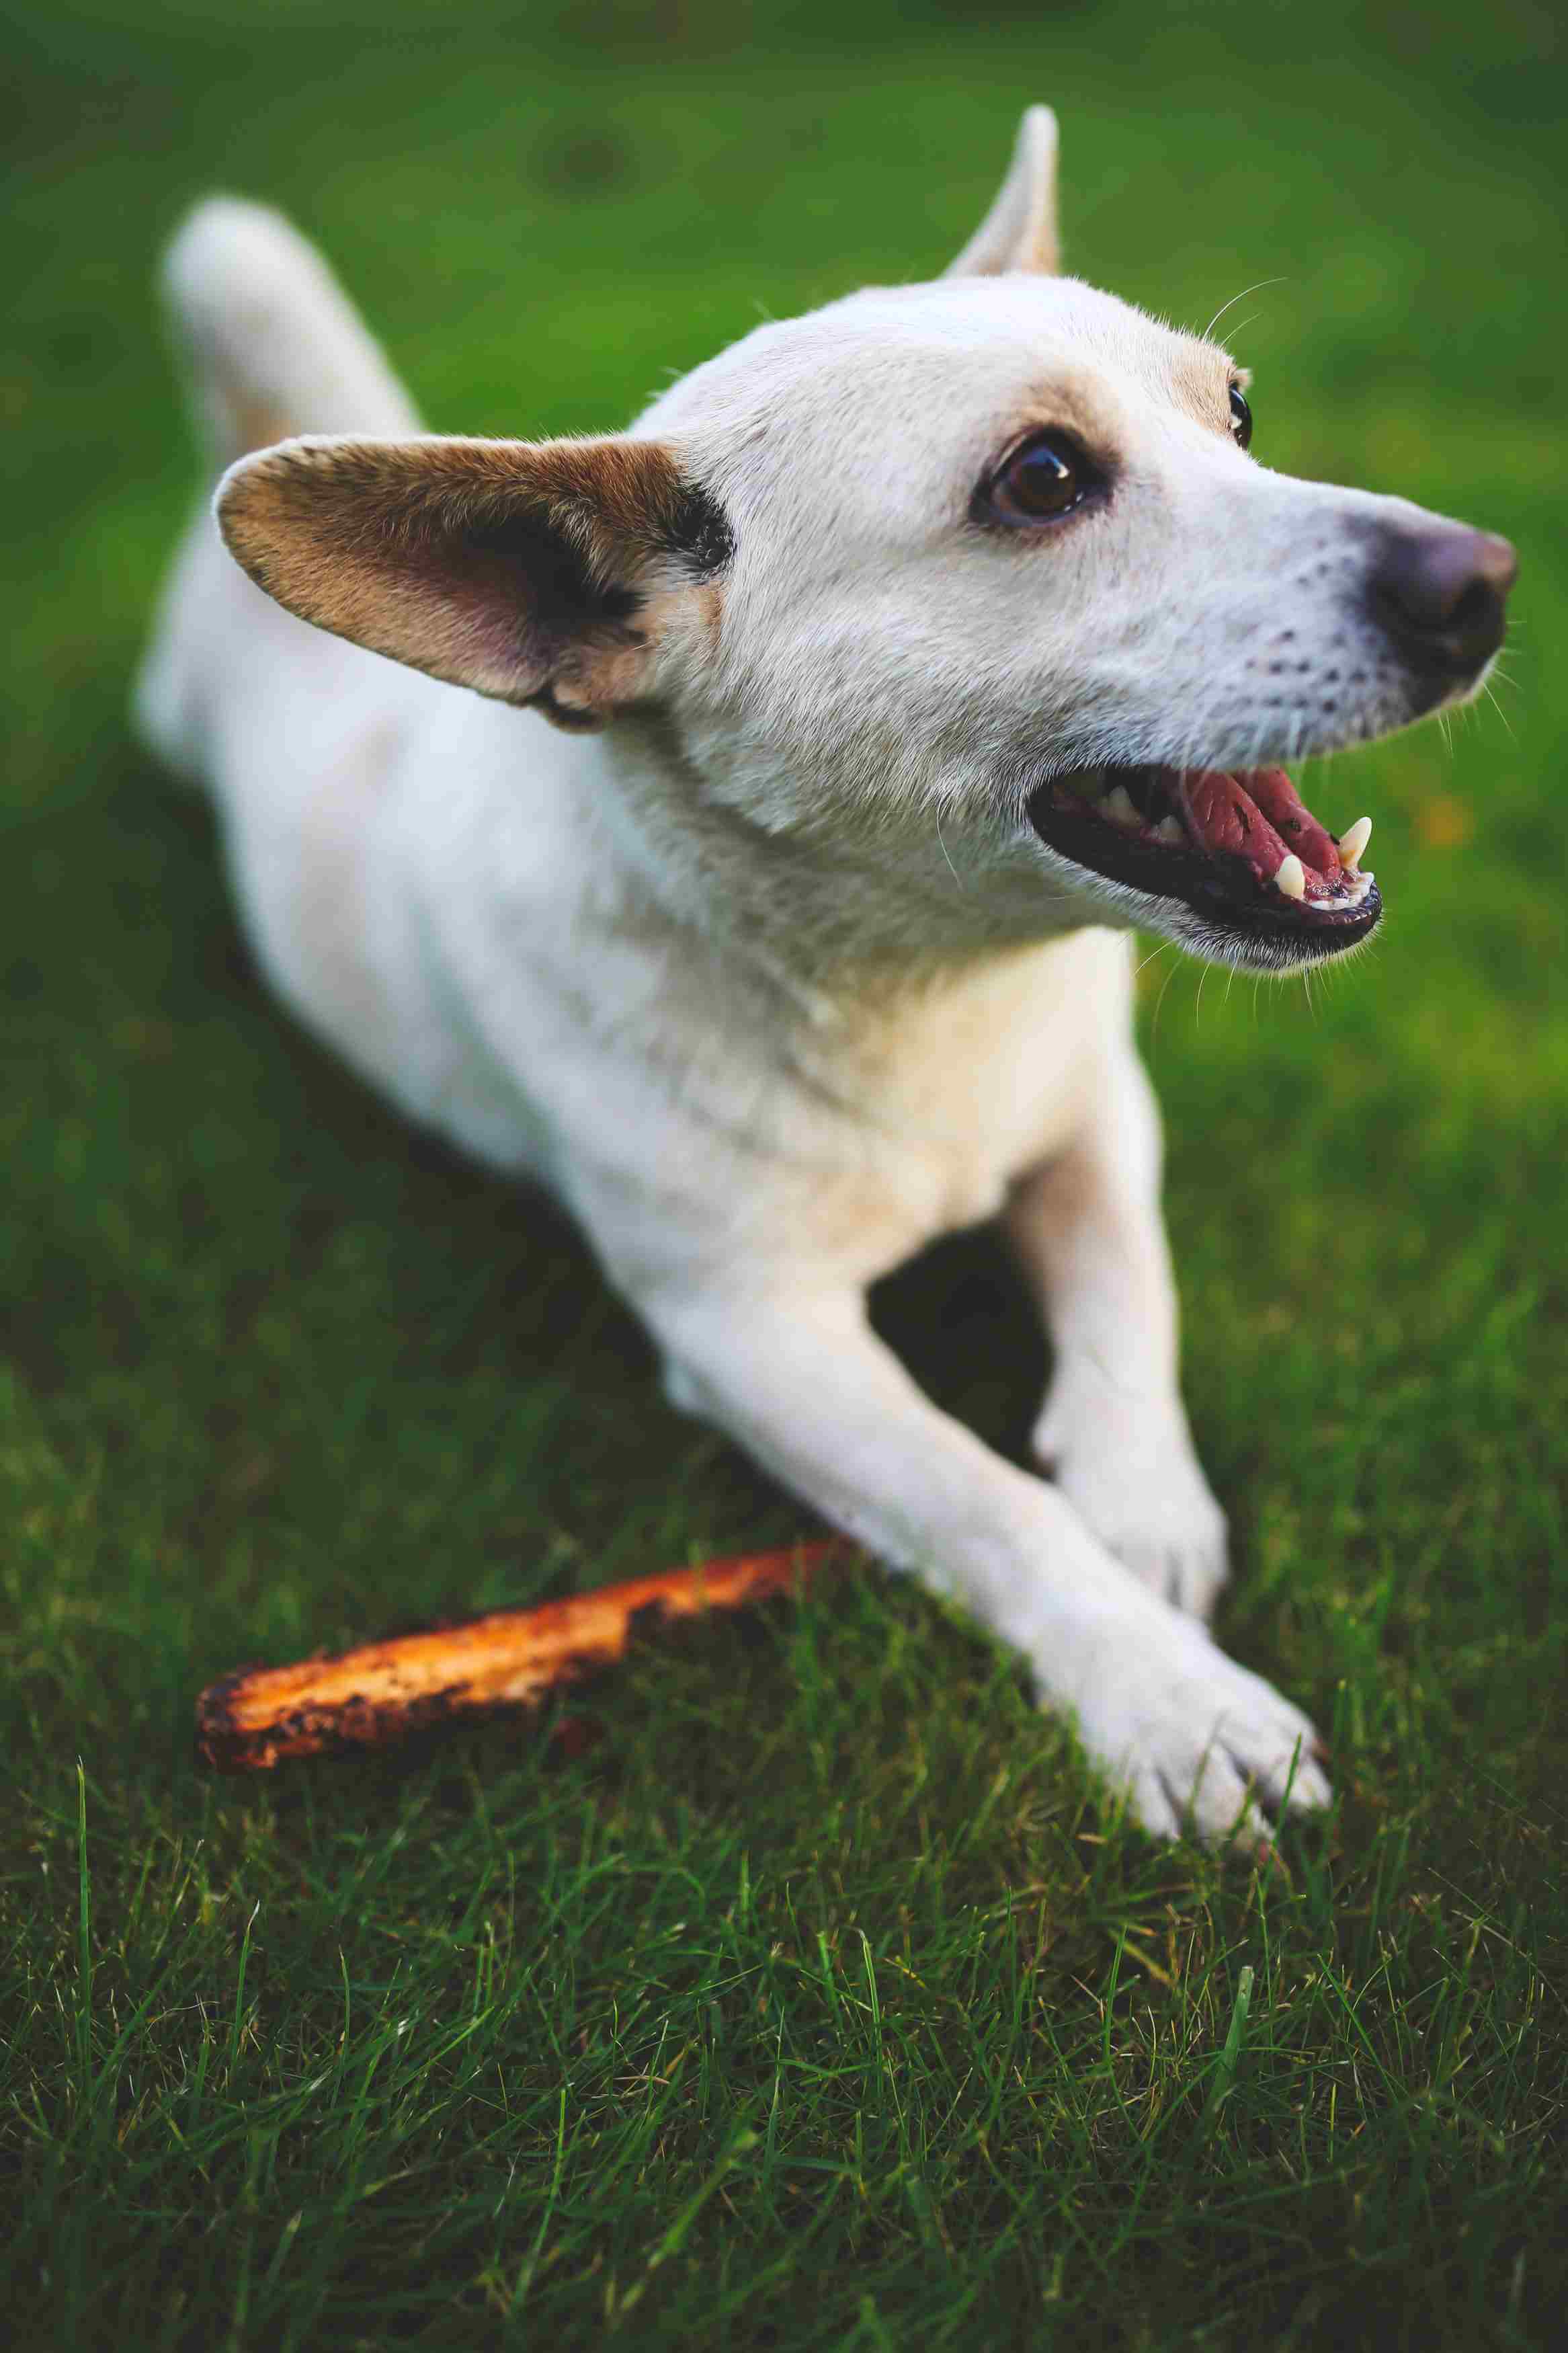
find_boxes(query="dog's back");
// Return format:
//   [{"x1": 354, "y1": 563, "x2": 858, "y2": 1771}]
[
  {"x1": 136, "y1": 200, "x2": 419, "y2": 771},
  {"x1": 135, "y1": 202, "x2": 545, "y2": 1150}
]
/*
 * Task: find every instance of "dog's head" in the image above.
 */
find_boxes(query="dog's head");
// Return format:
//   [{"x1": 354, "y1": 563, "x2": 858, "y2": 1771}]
[{"x1": 218, "y1": 107, "x2": 1516, "y2": 975}]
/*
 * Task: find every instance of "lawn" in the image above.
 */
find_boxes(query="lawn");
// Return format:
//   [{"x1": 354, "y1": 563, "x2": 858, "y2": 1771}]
[{"x1": 2, "y1": 1, "x2": 1565, "y2": 2345}]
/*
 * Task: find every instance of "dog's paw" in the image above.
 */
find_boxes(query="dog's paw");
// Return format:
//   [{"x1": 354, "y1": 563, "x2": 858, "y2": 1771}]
[
  {"x1": 1061, "y1": 1610, "x2": 1331, "y2": 1848},
  {"x1": 1033, "y1": 1382, "x2": 1229, "y2": 1618}
]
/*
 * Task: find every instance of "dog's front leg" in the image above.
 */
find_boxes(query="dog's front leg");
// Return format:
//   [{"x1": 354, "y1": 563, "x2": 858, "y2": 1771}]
[
  {"x1": 650, "y1": 1279, "x2": 1325, "y2": 1843},
  {"x1": 1005, "y1": 1045, "x2": 1229, "y2": 1618}
]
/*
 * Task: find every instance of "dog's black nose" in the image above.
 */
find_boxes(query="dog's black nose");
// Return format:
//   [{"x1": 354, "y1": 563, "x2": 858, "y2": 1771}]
[{"x1": 1371, "y1": 524, "x2": 1517, "y2": 672}]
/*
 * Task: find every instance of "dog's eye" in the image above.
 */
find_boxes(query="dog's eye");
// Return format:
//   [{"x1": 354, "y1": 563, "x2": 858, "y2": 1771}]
[
  {"x1": 983, "y1": 430, "x2": 1094, "y2": 526},
  {"x1": 1229, "y1": 384, "x2": 1253, "y2": 450}
]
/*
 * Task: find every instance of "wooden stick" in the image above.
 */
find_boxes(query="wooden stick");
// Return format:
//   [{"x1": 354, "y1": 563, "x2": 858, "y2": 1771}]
[{"x1": 195, "y1": 1539, "x2": 855, "y2": 1773}]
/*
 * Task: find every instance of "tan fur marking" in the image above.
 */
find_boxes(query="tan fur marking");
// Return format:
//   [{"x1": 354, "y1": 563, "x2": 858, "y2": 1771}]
[{"x1": 1163, "y1": 340, "x2": 1241, "y2": 434}]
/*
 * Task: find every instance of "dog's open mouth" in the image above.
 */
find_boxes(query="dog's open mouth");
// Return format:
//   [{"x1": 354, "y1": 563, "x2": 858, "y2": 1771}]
[{"x1": 1027, "y1": 765, "x2": 1380, "y2": 953}]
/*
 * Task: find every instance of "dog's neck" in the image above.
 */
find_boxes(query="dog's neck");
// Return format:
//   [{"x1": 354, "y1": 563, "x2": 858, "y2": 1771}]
[{"x1": 575, "y1": 708, "x2": 1097, "y2": 1024}]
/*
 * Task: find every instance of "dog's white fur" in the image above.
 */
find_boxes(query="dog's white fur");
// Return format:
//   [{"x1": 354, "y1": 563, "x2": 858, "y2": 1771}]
[{"x1": 136, "y1": 110, "x2": 1496, "y2": 1843}]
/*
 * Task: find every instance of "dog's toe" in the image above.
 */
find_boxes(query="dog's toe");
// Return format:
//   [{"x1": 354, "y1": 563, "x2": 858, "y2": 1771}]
[
  {"x1": 1066, "y1": 1613, "x2": 1332, "y2": 1850},
  {"x1": 1034, "y1": 1390, "x2": 1231, "y2": 1621},
  {"x1": 1132, "y1": 1531, "x2": 1230, "y2": 1620},
  {"x1": 1053, "y1": 1466, "x2": 1230, "y2": 1620}
]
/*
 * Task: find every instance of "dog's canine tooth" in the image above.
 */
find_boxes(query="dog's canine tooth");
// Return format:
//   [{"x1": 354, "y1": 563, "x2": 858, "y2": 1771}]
[
  {"x1": 1152, "y1": 815, "x2": 1185, "y2": 847},
  {"x1": 1274, "y1": 852, "x2": 1307, "y2": 901},
  {"x1": 1104, "y1": 785, "x2": 1141, "y2": 829},
  {"x1": 1338, "y1": 816, "x2": 1372, "y2": 870}
]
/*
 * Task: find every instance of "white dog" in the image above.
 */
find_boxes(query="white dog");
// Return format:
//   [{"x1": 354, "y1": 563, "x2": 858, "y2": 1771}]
[{"x1": 136, "y1": 108, "x2": 1515, "y2": 1843}]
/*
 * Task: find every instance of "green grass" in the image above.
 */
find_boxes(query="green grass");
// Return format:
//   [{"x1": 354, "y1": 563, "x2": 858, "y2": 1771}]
[{"x1": 3, "y1": 2, "x2": 1566, "y2": 2344}]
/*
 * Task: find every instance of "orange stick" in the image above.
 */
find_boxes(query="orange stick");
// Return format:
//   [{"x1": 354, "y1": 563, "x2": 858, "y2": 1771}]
[{"x1": 195, "y1": 1539, "x2": 855, "y2": 1773}]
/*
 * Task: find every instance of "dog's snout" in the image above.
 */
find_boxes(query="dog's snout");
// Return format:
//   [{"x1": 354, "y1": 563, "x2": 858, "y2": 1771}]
[{"x1": 1370, "y1": 523, "x2": 1517, "y2": 672}]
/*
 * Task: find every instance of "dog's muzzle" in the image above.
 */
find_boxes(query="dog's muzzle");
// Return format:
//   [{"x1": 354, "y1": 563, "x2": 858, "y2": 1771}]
[{"x1": 1024, "y1": 527, "x2": 1516, "y2": 963}]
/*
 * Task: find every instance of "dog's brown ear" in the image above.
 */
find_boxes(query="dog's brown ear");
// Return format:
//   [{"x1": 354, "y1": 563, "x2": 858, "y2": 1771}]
[
  {"x1": 216, "y1": 433, "x2": 731, "y2": 729},
  {"x1": 945, "y1": 106, "x2": 1060, "y2": 278}
]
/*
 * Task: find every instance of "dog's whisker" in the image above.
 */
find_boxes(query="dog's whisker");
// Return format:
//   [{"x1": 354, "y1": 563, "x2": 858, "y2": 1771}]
[
  {"x1": 934, "y1": 805, "x2": 967, "y2": 892},
  {"x1": 1149, "y1": 945, "x2": 1183, "y2": 1057},
  {"x1": 1479, "y1": 678, "x2": 1518, "y2": 742},
  {"x1": 1201, "y1": 276, "x2": 1287, "y2": 343}
]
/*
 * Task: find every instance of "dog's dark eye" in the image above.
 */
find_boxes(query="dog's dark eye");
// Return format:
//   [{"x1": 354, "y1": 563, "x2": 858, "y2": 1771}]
[
  {"x1": 1229, "y1": 383, "x2": 1253, "y2": 450},
  {"x1": 981, "y1": 430, "x2": 1097, "y2": 527}
]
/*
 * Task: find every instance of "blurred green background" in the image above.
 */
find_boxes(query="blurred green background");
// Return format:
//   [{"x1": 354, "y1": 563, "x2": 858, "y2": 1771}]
[{"x1": 3, "y1": 3, "x2": 1565, "y2": 2347}]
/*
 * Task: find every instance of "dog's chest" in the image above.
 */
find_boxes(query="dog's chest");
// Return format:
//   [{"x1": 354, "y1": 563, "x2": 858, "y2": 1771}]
[{"x1": 818, "y1": 929, "x2": 1130, "y2": 1229}]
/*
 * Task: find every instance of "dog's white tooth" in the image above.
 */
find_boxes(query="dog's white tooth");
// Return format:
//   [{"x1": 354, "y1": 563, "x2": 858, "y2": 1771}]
[
  {"x1": 1105, "y1": 785, "x2": 1141, "y2": 830},
  {"x1": 1274, "y1": 852, "x2": 1307, "y2": 901},
  {"x1": 1153, "y1": 815, "x2": 1186, "y2": 846},
  {"x1": 1338, "y1": 816, "x2": 1372, "y2": 870}
]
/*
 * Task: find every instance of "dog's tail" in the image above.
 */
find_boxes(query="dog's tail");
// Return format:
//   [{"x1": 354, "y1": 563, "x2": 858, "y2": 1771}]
[
  {"x1": 157, "y1": 196, "x2": 421, "y2": 465},
  {"x1": 134, "y1": 198, "x2": 420, "y2": 774}
]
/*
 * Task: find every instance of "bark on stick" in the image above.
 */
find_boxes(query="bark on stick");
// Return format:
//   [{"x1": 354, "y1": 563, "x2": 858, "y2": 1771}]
[{"x1": 195, "y1": 1540, "x2": 853, "y2": 1773}]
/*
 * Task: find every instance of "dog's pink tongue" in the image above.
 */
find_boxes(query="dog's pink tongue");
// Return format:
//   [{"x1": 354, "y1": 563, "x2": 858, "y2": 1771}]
[
  {"x1": 1178, "y1": 768, "x2": 1290, "y2": 887},
  {"x1": 1177, "y1": 767, "x2": 1342, "y2": 892},
  {"x1": 1245, "y1": 768, "x2": 1342, "y2": 882}
]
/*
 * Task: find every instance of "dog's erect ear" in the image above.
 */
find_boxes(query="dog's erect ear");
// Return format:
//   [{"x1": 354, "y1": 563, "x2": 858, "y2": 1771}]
[
  {"x1": 945, "y1": 106, "x2": 1060, "y2": 278},
  {"x1": 216, "y1": 433, "x2": 731, "y2": 729}
]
